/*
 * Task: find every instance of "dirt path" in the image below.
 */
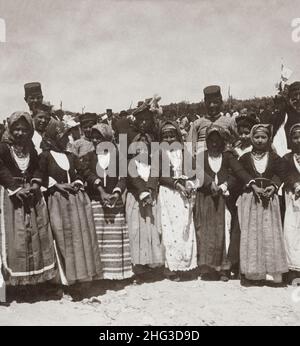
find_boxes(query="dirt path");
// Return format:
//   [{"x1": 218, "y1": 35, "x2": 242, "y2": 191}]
[{"x1": 0, "y1": 278, "x2": 300, "y2": 326}]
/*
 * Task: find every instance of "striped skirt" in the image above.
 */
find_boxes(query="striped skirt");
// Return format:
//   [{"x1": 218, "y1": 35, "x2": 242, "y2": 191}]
[
  {"x1": 91, "y1": 199, "x2": 133, "y2": 280},
  {"x1": 48, "y1": 191, "x2": 103, "y2": 284},
  {"x1": 0, "y1": 187, "x2": 57, "y2": 286}
]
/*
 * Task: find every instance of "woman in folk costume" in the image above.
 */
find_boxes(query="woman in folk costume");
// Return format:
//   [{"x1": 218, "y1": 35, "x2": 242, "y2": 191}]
[
  {"x1": 80, "y1": 124, "x2": 133, "y2": 280},
  {"x1": 237, "y1": 124, "x2": 288, "y2": 286},
  {"x1": 282, "y1": 124, "x2": 300, "y2": 283},
  {"x1": 126, "y1": 133, "x2": 164, "y2": 279},
  {"x1": 39, "y1": 121, "x2": 102, "y2": 288},
  {"x1": 0, "y1": 112, "x2": 57, "y2": 288},
  {"x1": 194, "y1": 125, "x2": 253, "y2": 281},
  {"x1": 148, "y1": 121, "x2": 198, "y2": 281}
]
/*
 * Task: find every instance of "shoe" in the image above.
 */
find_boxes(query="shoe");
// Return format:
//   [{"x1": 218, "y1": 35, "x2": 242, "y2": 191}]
[
  {"x1": 241, "y1": 276, "x2": 264, "y2": 287},
  {"x1": 219, "y1": 270, "x2": 230, "y2": 282},
  {"x1": 201, "y1": 271, "x2": 220, "y2": 281}
]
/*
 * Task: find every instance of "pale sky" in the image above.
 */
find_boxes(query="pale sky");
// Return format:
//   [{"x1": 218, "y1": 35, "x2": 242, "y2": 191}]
[{"x1": 0, "y1": 0, "x2": 300, "y2": 120}]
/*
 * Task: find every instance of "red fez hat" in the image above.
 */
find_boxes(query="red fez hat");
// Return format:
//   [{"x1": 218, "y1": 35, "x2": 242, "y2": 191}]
[
  {"x1": 24, "y1": 82, "x2": 42, "y2": 99},
  {"x1": 203, "y1": 85, "x2": 222, "y2": 100}
]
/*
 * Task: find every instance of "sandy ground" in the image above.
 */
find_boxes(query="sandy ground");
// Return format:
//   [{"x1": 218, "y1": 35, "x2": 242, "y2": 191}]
[{"x1": 0, "y1": 276, "x2": 300, "y2": 326}]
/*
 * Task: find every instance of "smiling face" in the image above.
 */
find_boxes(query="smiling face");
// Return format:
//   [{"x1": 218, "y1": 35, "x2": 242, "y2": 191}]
[
  {"x1": 289, "y1": 89, "x2": 300, "y2": 113},
  {"x1": 90, "y1": 129, "x2": 105, "y2": 148},
  {"x1": 34, "y1": 110, "x2": 51, "y2": 133},
  {"x1": 25, "y1": 93, "x2": 43, "y2": 113},
  {"x1": 205, "y1": 97, "x2": 223, "y2": 118},
  {"x1": 81, "y1": 120, "x2": 97, "y2": 139},
  {"x1": 11, "y1": 118, "x2": 31, "y2": 146},
  {"x1": 291, "y1": 129, "x2": 300, "y2": 153},
  {"x1": 238, "y1": 125, "x2": 251, "y2": 146},
  {"x1": 161, "y1": 127, "x2": 179, "y2": 145},
  {"x1": 251, "y1": 131, "x2": 269, "y2": 151},
  {"x1": 206, "y1": 131, "x2": 224, "y2": 156},
  {"x1": 56, "y1": 132, "x2": 70, "y2": 151}
]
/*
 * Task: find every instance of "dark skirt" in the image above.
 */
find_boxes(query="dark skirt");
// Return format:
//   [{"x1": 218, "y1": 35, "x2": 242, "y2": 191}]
[
  {"x1": 194, "y1": 191, "x2": 231, "y2": 272},
  {"x1": 48, "y1": 190, "x2": 102, "y2": 284},
  {"x1": 0, "y1": 187, "x2": 57, "y2": 286}
]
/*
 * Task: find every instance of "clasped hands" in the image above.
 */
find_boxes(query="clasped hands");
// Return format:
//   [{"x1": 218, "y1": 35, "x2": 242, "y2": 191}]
[
  {"x1": 251, "y1": 184, "x2": 276, "y2": 202},
  {"x1": 98, "y1": 187, "x2": 120, "y2": 208}
]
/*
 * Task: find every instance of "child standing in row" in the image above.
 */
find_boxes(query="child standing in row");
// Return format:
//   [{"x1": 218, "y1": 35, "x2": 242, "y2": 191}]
[
  {"x1": 237, "y1": 124, "x2": 288, "y2": 286},
  {"x1": 81, "y1": 124, "x2": 133, "y2": 280},
  {"x1": 39, "y1": 122, "x2": 102, "y2": 288}
]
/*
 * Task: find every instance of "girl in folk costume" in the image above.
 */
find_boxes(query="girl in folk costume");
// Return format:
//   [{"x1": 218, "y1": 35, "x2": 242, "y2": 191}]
[
  {"x1": 283, "y1": 124, "x2": 300, "y2": 283},
  {"x1": 0, "y1": 112, "x2": 57, "y2": 288},
  {"x1": 71, "y1": 113, "x2": 97, "y2": 158},
  {"x1": 148, "y1": 121, "x2": 198, "y2": 281},
  {"x1": 39, "y1": 121, "x2": 102, "y2": 288},
  {"x1": 126, "y1": 133, "x2": 164, "y2": 278},
  {"x1": 232, "y1": 115, "x2": 259, "y2": 159},
  {"x1": 80, "y1": 124, "x2": 133, "y2": 280},
  {"x1": 229, "y1": 115, "x2": 259, "y2": 277},
  {"x1": 237, "y1": 124, "x2": 288, "y2": 285},
  {"x1": 194, "y1": 125, "x2": 253, "y2": 281},
  {"x1": 32, "y1": 106, "x2": 52, "y2": 154}
]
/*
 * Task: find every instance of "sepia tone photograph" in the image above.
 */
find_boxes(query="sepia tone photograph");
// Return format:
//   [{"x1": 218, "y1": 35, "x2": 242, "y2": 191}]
[{"x1": 0, "y1": 0, "x2": 300, "y2": 327}]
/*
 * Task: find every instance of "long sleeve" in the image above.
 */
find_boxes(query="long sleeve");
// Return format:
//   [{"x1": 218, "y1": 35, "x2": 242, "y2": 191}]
[
  {"x1": 38, "y1": 151, "x2": 53, "y2": 188},
  {"x1": 114, "y1": 177, "x2": 127, "y2": 194},
  {"x1": 225, "y1": 152, "x2": 252, "y2": 185},
  {"x1": 78, "y1": 152, "x2": 100, "y2": 186},
  {"x1": 0, "y1": 158, "x2": 20, "y2": 191}
]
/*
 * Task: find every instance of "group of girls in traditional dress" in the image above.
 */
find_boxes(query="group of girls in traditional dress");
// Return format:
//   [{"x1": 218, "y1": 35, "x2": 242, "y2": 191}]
[{"x1": 2, "y1": 106, "x2": 300, "y2": 303}]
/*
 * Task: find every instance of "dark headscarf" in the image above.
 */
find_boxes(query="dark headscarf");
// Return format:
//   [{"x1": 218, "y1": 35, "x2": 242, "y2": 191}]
[
  {"x1": 41, "y1": 120, "x2": 70, "y2": 152},
  {"x1": 3, "y1": 111, "x2": 34, "y2": 146},
  {"x1": 205, "y1": 124, "x2": 227, "y2": 152},
  {"x1": 91, "y1": 123, "x2": 113, "y2": 142}
]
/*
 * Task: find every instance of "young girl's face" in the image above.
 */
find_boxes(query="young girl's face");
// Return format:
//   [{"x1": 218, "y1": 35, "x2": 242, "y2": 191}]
[
  {"x1": 238, "y1": 126, "x2": 251, "y2": 146},
  {"x1": 11, "y1": 118, "x2": 31, "y2": 146},
  {"x1": 91, "y1": 130, "x2": 105, "y2": 148},
  {"x1": 292, "y1": 131, "x2": 300, "y2": 153},
  {"x1": 161, "y1": 129, "x2": 178, "y2": 144},
  {"x1": 57, "y1": 132, "x2": 70, "y2": 151},
  {"x1": 252, "y1": 132, "x2": 269, "y2": 151},
  {"x1": 206, "y1": 132, "x2": 224, "y2": 155},
  {"x1": 135, "y1": 135, "x2": 150, "y2": 155},
  {"x1": 34, "y1": 111, "x2": 51, "y2": 133},
  {"x1": 81, "y1": 120, "x2": 96, "y2": 139}
]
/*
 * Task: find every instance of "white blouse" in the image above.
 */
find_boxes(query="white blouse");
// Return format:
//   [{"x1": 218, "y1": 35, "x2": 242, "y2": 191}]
[
  {"x1": 50, "y1": 151, "x2": 71, "y2": 186},
  {"x1": 12, "y1": 151, "x2": 30, "y2": 173},
  {"x1": 208, "y1": 154, "x2": 222, "y2": 184},
  {"x1": 252, "y1": 153, "x2": 269, "y2": 174},
  {"x1": 166, "y1": 149, "x2": 182, "y2": 178},
  {"x1": 135, "y1": 159, "x2": 151, "y2": 182},
  {"x1": 97, "y1": 152, "x2": 111, "y2": 187},
  {"x1": 32, "y1": 131, "x2": 43, "y2": 155}
]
